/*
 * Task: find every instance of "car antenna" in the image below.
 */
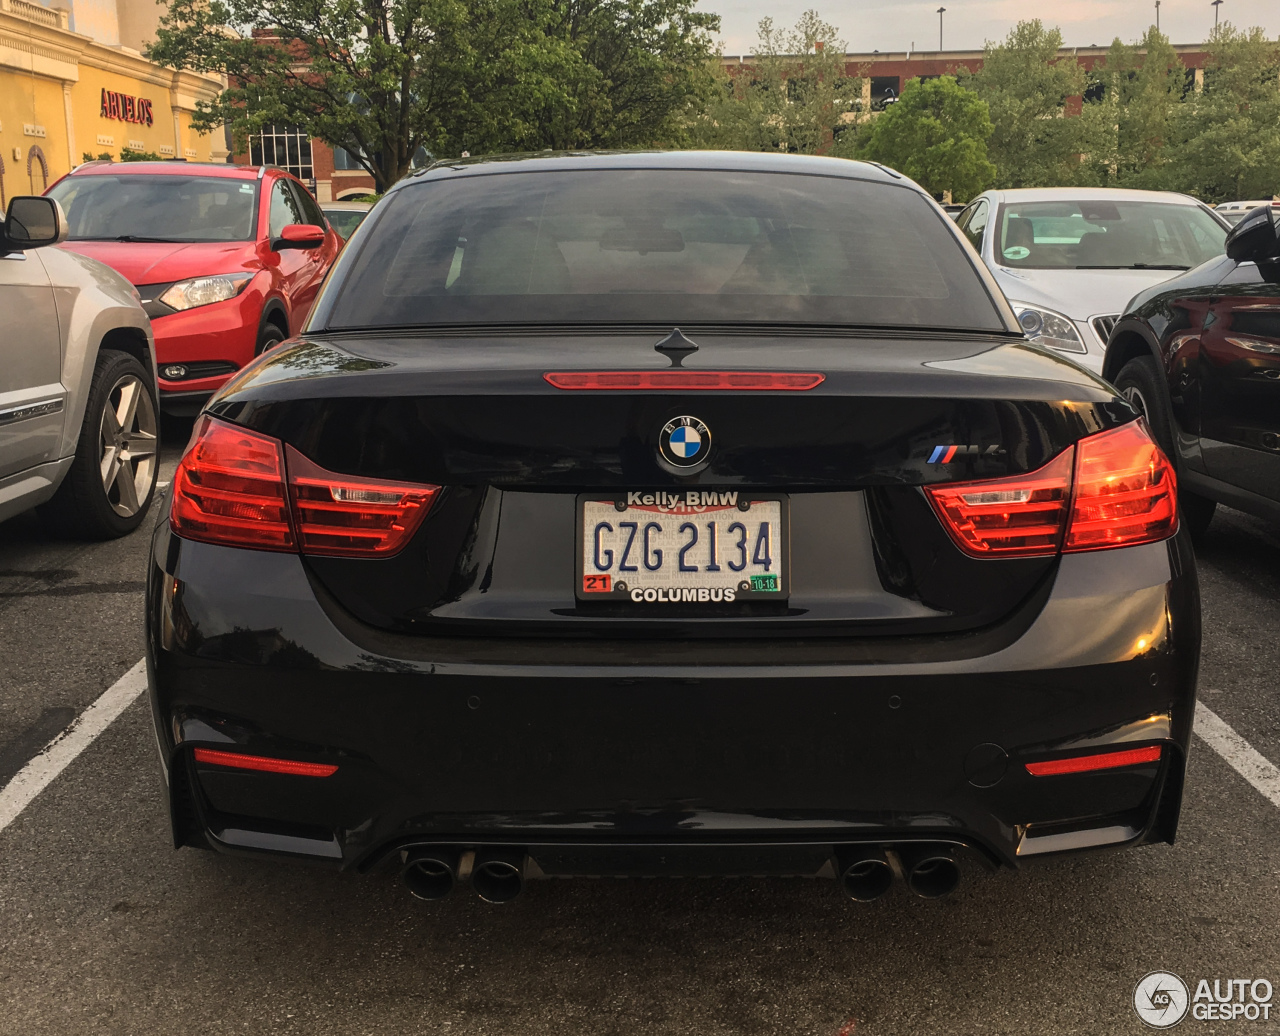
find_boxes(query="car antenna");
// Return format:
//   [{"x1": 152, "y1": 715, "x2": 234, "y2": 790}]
[{"x1": 654, "y1": 328, "x2": 698, "y2": 367}]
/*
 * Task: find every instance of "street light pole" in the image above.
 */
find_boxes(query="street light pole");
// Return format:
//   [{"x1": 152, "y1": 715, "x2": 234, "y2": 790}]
[
  {"x1": 1212, "y1": 0, "x2": 1223, "y2": 29},
  {"x1": 937, "y1": 6, "x2": 946, "y2": 51}
]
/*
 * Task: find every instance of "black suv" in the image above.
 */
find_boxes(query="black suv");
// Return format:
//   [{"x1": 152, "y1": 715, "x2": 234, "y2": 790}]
[{"x1": 1105, "y1": 204, "x2": 1280, "y2": 537}]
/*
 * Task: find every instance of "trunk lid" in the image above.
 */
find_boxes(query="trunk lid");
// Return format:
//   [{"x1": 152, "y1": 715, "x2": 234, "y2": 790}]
[{"x1": 206, "y1": 329, "x2": 1132, "y2": 639}]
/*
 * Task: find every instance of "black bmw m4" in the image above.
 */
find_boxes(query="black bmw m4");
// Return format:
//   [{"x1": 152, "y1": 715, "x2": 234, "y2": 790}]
[{"x1": 146, "y1": 152, "x2": 1199, "y2": 903}]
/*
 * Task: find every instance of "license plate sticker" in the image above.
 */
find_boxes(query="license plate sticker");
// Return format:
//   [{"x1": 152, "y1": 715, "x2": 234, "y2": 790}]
[{"x1": 577, "y1": 492, "x2": 788, "y2": 603}]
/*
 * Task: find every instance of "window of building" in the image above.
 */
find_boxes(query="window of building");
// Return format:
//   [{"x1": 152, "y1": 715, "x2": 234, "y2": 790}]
[
  {"x1": 333, "y1": 147, "x2": 364, "y2": 171},
  {"x1": 251, "y1": 125, "x2": 313, "y2": 181},
  {"x1": 870, "y1": 76, "x2": 900, "y2": 109}
]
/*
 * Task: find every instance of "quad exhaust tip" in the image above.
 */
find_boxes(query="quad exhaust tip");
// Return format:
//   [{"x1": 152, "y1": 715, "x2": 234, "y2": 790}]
[
  {"x1": 898, "y1": 844, "x2": 962, "y2": 899},
  {"x1": 401, "y1": 847, "x2": 529, "y2": 903},
  {"x1": 836, "y1": 848, "x2": 894, "y2": 902},
  {"x1": 402, "y1": 848, "x2": 460, "y2": 901},
  {"x1": 471, "y1": 849, "x2": 527, "y2": 904}
]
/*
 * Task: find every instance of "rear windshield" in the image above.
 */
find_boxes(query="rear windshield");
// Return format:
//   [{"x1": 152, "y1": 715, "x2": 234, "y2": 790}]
[
  {"x1": 48, "y1": 174, "x2": 258, "y2": 243},
  {"x1": 996, "y1": 199, "x2": 1226, "y2": 270},
  {"x1": 325, "y1": 169, "x2": 1003, "y2": 330}
]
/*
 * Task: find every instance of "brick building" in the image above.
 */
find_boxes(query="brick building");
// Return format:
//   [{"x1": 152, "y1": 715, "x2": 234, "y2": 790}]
[{"x1": 721, "y1": 43, "x2": 1211, "y2": 114}]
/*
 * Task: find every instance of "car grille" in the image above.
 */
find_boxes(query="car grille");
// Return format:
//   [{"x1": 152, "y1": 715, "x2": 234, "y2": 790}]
[{"x1": 1092, "y1": 315, "x2": 1119, "y2": 343}]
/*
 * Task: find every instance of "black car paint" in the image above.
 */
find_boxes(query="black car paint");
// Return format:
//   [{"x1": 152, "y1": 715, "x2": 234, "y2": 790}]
[
  {"x1": 1105, "y1": 254, "x2": 1280, "y2": 524},
  {"x1": 203, "y1": 333, "x2": 1133, "y2": 639},
  {"x1": 146, "y1": 152, "x2": 1200, "y2": 883}
]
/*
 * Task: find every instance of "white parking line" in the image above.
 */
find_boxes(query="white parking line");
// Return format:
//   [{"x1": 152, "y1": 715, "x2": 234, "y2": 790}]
[
  {"x1": 1196, "y1": 701, "x2": 1280, "y2": 809},
  {"x1": 1, "y1": 666, "x2": 1278, "y2": 838},
  {"x1": 0, "y1": 659, "x2": 147, "y2": 835}
]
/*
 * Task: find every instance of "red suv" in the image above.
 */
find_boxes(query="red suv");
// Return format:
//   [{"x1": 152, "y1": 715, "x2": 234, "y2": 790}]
[{"x1": 47, "y1": 162, "x2": 342, "y2": 414}]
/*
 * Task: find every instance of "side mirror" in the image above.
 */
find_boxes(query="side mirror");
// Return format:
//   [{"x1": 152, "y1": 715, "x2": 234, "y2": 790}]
[
  {"x1": 1225, "y1": 204, "x2": 1280, "y2": 263},
  {"x1": 2, "y1": 196, "x2": 68, "y2": 250},
  {"x1": 273, "y1": 224, "x2": 326, "y2": 251}
]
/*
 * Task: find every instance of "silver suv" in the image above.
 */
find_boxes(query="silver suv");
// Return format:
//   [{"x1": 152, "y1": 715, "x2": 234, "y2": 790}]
[{"x1": 1, "y1": 196, "x2": 159, "y2": 538}]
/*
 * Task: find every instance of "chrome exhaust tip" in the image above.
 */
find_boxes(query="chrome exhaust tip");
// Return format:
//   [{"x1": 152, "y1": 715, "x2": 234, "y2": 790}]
[
  {"x1": 898, "y1": 844, "x2": 961, "y2": 899},
  {"x1": 836, "y1": 847, "x2": 894, "y2": 902},
  {"x1": 472, "y1": 849, "x2": 526, "y2": 904},
  {"x1": 402, "y1": 848, "x2": 460, "y2": 901}
]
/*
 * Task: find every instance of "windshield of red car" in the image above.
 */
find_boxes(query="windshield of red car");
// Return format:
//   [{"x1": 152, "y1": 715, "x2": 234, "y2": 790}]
[{"x1": 48, "y1": 175, "x2": 258, "y2": 243}]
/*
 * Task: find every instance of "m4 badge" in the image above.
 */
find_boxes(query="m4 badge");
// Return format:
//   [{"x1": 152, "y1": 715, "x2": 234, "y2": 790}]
[{"x1": 928, "y1": 444, "x2": 1006, "y2": 463}]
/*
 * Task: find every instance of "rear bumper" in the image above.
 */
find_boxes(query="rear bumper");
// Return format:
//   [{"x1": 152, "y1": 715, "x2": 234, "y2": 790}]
[{"x1": 145, "y1": 520, "x2": 1200, "y2": 875}]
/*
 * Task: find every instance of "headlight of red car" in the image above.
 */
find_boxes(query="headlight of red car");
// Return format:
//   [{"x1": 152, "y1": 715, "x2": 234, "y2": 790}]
[{"x1": 158, "y1": 272, "x2": 253, "y2": 311}]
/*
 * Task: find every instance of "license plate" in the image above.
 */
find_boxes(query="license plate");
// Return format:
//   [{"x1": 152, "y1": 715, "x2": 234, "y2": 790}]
[{"x1": 577, "y1": 491, "x2": 788, "y2": 604}]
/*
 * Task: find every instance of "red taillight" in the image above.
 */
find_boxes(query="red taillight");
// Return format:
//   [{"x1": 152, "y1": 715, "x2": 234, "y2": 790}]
[
  {"x1": 170, "y1": 415, "x2": 294, "y2": 551},
  {"x1": 925, "y1": 419, "x2": 1178, "y2": 558},
  {"x1": 544, "y1": 371, "x2": 825, "y2": 391},
  {"x1": 1025, "y1": 745, "x2": 1162, "y2": 776},
  {"x1": 193, "y1": 747, "x2": 338, "y2": 777},
  {"x1": 925, "y1": 448, "x2": 1074, "y2": 557},
  {"x1": 170, "y1": 416, "x2": 439, "y2": 557},
  {"x1": 286, "y1": 446, "x2": 438, "y2": 557},
  {"x1": 1063, "y1": 419, "x2": 1177, "y2": 552}
]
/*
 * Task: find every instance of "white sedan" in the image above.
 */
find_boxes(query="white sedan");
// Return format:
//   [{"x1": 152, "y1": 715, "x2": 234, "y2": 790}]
[{"x1": 953, "y1": 187, "x2": 1229, "y2": 374}]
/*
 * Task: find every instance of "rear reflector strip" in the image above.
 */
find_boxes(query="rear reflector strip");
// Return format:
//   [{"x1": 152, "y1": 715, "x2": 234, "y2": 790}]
[
  {"x1": 1025, "y1": 745, "x2": 1162, "y2": 777},
  {"x1": 544, "y1": 371, "x2": 825, "y2": 391},
  {"x1": 193, "y1": 747, "x2": 338, "y2": 777}
]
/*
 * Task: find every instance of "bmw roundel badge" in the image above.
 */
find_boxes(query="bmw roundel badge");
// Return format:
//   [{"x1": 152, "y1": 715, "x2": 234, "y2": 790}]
[{"x1": 659, "y1": 416, "x2": 711, "y2": 467}]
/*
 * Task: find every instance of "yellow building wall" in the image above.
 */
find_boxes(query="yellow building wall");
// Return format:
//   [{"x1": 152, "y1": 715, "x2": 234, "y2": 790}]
[
  {"x1": 0, "y1": 72, "x2": 70, "y2": 196},
  {"x1": 0, "y1": 8, "x2": 222, "y2": 204},
  {"x1": 73, "y1": 62, "x2": 214, "y2": 162}
]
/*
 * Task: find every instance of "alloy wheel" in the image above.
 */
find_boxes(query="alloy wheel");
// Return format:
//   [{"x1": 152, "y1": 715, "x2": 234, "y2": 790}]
[
  {"x1": 98, "y1": 374, "x2": 157, "y2": 517},
  {"x1": 1121, "y1": 384, "x2": 1149, "y2": 418}
]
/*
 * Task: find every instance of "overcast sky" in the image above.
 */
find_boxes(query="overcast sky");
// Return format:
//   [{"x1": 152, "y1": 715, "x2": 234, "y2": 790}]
[{"x1": 706, "y1": 0, "x2": 1280, "y2": 56}]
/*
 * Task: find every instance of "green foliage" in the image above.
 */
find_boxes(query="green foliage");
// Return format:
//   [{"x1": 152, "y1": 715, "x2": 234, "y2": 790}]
[
  {"x1": 148, "y1": 0, "x2": 719, "y2": 192},
  {"x1": 960, "y1": 20, "x2": 1090, "y2": 188},
  {"x1": 121, "y1": 147, "x2": 168, "y2": 162},
  {"x1": 81, "y1": 152, "x2": 114, "y2": 163},
  {"x1": 689, "y1": 10, "x2": 861, "y2": 155},
  {"x1": 1081, "y1": 28, "x2": 1186, "y2": 188},
  {"x1": 855, "y1": 76, "x2": 995, "y2": 202},
  {"x1": 1162, "y1": 25, "x2": 1280, "y2": 202}
]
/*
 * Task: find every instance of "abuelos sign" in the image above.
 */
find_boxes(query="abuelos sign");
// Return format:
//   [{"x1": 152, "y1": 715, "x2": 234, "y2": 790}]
[{"x1": 100, "y1": 89, "x2": 154, "y2": 126}]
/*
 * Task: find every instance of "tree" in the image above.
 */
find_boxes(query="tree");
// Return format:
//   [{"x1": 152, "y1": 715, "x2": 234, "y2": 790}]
[
  {"x1": 1163, "y1": 25, "x2": 1280, "y2": 202},
  {"x1": 960, "y1": 20, "x2": 1089, "y2": 188},
  {"x1": 147, "y1": 0, "x2": 719, "y2": 192},
  {"x1": 690, "y1": 10, "x2": 861, "y2": 155},
  {"x1": 855, "y1": 76, "x2": 995, "y2": 201},
  {"x1": 1083, "y1": 27, "x2": 1185, "y2": 188}
]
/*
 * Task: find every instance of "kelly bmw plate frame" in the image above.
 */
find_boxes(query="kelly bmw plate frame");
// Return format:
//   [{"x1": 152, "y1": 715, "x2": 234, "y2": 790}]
[{"x1": 575, "y1": 491, "x2": 790, "y2": 605}]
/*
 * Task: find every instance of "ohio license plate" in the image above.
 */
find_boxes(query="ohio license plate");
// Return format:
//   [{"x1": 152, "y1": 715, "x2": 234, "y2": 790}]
[{"x1": 577, "y1": 491, "x2": 788, "y2": 604}]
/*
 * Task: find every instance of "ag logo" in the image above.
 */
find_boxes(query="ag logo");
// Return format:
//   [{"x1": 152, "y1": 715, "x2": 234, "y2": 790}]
[
  {"x1": 659, "y1": 416, "x2": 710, "y2": 468},
  {"x1": 1134, "y1": 972, "x2": 1190, "y2": 1028}
]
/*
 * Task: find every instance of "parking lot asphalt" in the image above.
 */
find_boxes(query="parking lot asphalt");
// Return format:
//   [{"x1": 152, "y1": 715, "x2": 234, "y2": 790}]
[{"x1": 1, "y1": 425, "x2": 1278, "y2": 1035}]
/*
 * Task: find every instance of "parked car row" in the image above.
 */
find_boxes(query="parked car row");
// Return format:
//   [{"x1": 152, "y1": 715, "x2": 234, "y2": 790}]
[
  {"x1": 952, "y1": 185, "x2": 1277, "y2": 534},
  {"x1": 1, "y1": 148, "x2": 1276, "y2": 904},
  {"x1": 0, "y1": 160, "x2": 365, "y2": 537}
]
